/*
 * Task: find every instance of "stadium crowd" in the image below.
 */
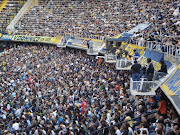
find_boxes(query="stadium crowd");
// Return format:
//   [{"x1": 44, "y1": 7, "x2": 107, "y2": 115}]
[
  {"x1": 0, "y1": 44, "x2": 179, "y2": 135},
  {"x1": 0, "y1": 0, "x2": 27, "y2": 33},
  {"x1": 16, "y1": 0, "x2": 138, "y2": 37},
  {"x1": 130, "y1": 0, "x2": 180, "y2": 52},
  {"x1": 0, "y1": 0, "x2": 179, "y2": 135},
  {"x1": 14, "y1": 0, "x2": 179, "y2": 43}
]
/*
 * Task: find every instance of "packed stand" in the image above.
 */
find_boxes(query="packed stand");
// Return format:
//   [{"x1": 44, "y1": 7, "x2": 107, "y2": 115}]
[
  {"x1": 0, "y1": 44, "x2": 179, "y2": 135},
  {"x1": 128, "y1": 0, "x2": 180, "y2": 53},
  {"x1": 15, "y1": 0, "x2": 179, "y2": 41},
  {"x1": 15, "y1": 0, "x2": 153, "y2": 37},
  {"x1": 0, "y1": 0, "x2": 27, "y2": 33}
]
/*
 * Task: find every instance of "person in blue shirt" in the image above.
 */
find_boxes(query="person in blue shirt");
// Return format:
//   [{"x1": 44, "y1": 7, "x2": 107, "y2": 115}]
[
  {"x1": 58, "y1": 113, "x2": 63, "y2": 126},
  {"x1": 133, "y1": 49, "x2": 140, "y2": 60}
]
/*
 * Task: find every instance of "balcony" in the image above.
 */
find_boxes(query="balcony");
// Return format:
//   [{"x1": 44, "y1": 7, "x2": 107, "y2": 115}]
[
  {"x1": 105, "y1": 54, "x2": 116, "y2": 63},
  {"x1": 87, "y1": 48, "x2": 99, "y2": 55},
  {"x1": 130, "y1": 78, "x2": 159, "y2": 95},
  {"x1": 116, "y1": 58, "x2": 133, "y2": 70},
  {"x1": 57, "y1": 42, "x2": 66, "y2": 48}
]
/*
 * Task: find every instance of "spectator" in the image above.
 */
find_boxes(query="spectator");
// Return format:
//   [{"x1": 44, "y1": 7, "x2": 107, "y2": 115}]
[
  {"x1": 133, "y1": 49, "x2": 140, "y2": 60},
  {"x1": 157, "y1": 96, "x2": 167, "y2": 118},
  {"x1": 116, "y1": 48, "x2": 123, "y2": 60},
  {"x1": 154, "y1": 60, "x2": 167, "y2": 80},
  {"x1": 146, "y1": 58, "x2": 154, "y2": 81},
  {"x1": 131, "y1": 60, "x2": 141, "y2": 81},
  {"x1": 0, "y1": 0, "x2": 180, "y2": 132},
  {"x1": 114, "y1": 126, "x2": 121, "y2": 135},
  {"x1": 87, "y1": 39, "x2": 93, "y2": 50},
  {"x1": 0, "y1": 43, "x2": 178, "y2": 135}
]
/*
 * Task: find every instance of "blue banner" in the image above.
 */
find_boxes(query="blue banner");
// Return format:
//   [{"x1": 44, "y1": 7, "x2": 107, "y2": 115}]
[{"x1": 1, "y1": 34, "x2": 14, "y2": 40}]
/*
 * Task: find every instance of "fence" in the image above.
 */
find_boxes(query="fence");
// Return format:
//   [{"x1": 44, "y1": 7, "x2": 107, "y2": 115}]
[
  {"x1": 134, "y1": 40, "x2": 180, "y2": 65},
  {"x1": 87, "y1": 48, "x2": 99, "y2": 55},
  {"x1": 130, "y1": 78, "x2": 158, "y2": 95},
  {"x1": 57, "y1": 42, "x2": 66, "y2": 48},
  {"x1": 116, "y1": 58, "x2": 133, "y2": 70},
  {"x1": 63, "y1": 33, "x2": 105, "y2": 40},
  {"x1": 105, "y1": 54, "x2": 116, "y2": 63}
]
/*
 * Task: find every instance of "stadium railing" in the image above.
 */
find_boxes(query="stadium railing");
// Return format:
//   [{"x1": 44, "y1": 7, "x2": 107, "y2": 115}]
[
  {"x1": 130, "y1": 78, "x2": 158, "y2": 96},
  {"x1": 105, "y1": 54, "x2": 117, "y2": 63},
  {"x1": 7, "y1": 0, "x2": 32, "y2": 32},
  {"x1": 134, "y1": 40, "x2": 180, "y2": 65},
  {"x1": 87, "y1": 48, "x2": 99, "y2": 55},
  {"x1": 116, "y1": 58, "x2": 133, "y2": 70}
]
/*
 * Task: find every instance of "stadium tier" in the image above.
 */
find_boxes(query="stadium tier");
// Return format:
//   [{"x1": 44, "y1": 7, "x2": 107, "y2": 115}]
[
  {"x1": 0, "y1": 0, "x2": 27, "y2": 33},
  {"x1": 14, "y1": 0, "x2": 153, "y2": 37},
  {"x1": 0, "y1": 0, "x2": 179, "y2": 135}
]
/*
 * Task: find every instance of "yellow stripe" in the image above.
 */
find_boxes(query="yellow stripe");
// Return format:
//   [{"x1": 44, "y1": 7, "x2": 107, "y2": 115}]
[
  {"x1": 72, "y1": 43, "x2": 87, "y2": 48},
  {"x1": 53, "y1": 35, "x2": 62, "y2": 43},
  {"x1": 121, "y1": 42, "x2": 126, "y2": 45},
  {"x1": 0, "y1": 0, "x2": 8, "y2": 12},
  {"x1": 114, "y1": 35, "x2": 121, "y2": 39}
]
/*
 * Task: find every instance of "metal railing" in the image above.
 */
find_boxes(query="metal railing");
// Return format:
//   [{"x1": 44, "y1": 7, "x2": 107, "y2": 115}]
[
  {"x1": 130, "y1": 78, "x2": 158, "y2": 95},
  {"x1": 87, "y1": 48, "x2": 99, "y2": 55},
  {"x1": 57, "y1": 42, "x2": 66, "y2": 48},
  {"x1": 134, "y1": 40, "x2": 180, "y2": 65},
  {"x1": 65, "y1": 33, "x2": 106, "y2": 40},
  {"x1": 116, "y1": 58, "x2": 133, "y2": 70},
  {"x1": 105, "y1": 54, "x2": 117, "y2": 63}
]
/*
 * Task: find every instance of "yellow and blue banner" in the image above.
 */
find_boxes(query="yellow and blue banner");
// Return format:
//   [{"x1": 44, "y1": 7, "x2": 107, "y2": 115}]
[
  {"x1": 161, "y1": 64, "x2": 180, "y2": 96},
  {"x1": 67, "y1": 37, "x2": 87, "y2": 48},
  {"x1": 72, "y1": 38, "x2": 85, "y2": 46},
  {"x1": 53, "y1": 35, "x2": 62, "y2": 44},
  {"x1": 12, "y1": 35, "x2": 55, "y2": 43},
  {"x1": 113, "y1": 34, "x2": 121, "y2": 39},
  {"x1": 123, "y1": 44, "x2": 145, "y2": 59},
  {"x1": 160, "y1": 64, "x2": 180, "y2": 114},
  {"x1": 138, "y1": 49, "x2": 164, "y2": 71},
  {"x1": 126, "y1": 44, "x2": 145, "y2": 56},
  {"x1": 1, "y1": 34, "x2": 14, "y2": 40},
  {"x1": 0, "y1": 34, "x2": 103, "y2": 49},
  {"x1": 0, "y1": 34, "x2": 58, "y2": 43},
  {"x1": 91, "y1": 39, "x2": 103, "y2": 50}
]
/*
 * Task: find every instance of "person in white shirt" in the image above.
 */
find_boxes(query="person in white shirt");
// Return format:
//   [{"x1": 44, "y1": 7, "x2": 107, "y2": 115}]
[
  {"x1": 12, "y1": 122, "x2": 20, "y2": 131},
  {"x1": 15, "y1": 108, "x2": 22, "y2": 118},
  {"x1": 114, "y1": 126, "x2": 121, "y2": 135}
]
